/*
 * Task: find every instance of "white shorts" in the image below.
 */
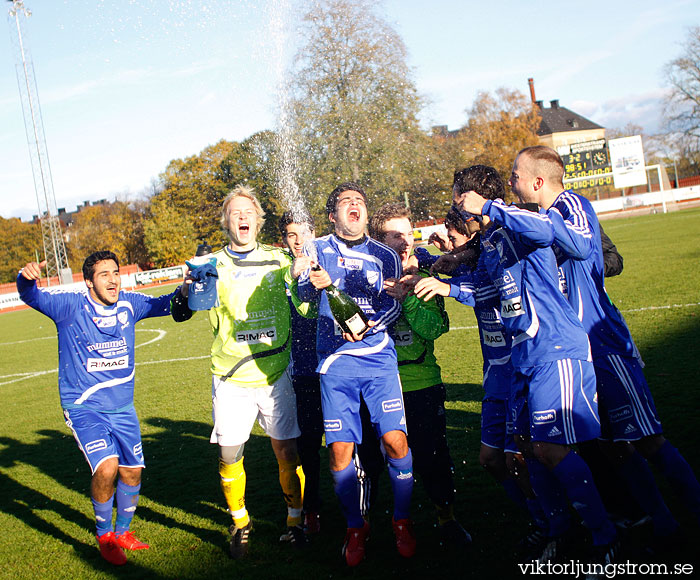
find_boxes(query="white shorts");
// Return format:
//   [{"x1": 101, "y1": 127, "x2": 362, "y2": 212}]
[{"x1": 210, "y1": 368, "x2": 301, "y2": 446}]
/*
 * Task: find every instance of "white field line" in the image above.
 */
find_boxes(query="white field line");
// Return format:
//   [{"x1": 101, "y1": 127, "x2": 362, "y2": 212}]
[
  {"x1": 0, "y1": 329, "x2": 170, "y2": 386},
  {"x1": 0, "y1": 328, "x2": 166, "y2": 349},
  {"x1": 2, "y1": 301, "x2": 699, "y2": 384},
  {"x1": 0, "y1": 335, "x2": 55, "y2": 346},
  {"x1": 446, "y1": 301, "x2": 700, "y2": 331}
]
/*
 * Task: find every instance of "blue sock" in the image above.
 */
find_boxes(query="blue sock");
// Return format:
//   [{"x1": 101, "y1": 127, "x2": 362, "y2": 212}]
[
  {"x1": 115, "y1": 480, "x2": 141, "y2": 535},
  {"x1": 387, "y1": 450, "x2": 414, "y2": 521},
  {"x1": 650, "y1": 441, "x2": 700, "y2": 522},
  {"x1": 552, "y1": 452, "x2": 616, "y2": 546},
  {"x1": 332, "y1": 461, "x2": 364, "y2": 528},
  {"x1": 618, "y1": 451, "x2": 678, "y2": 537},
  {"x1": 92, "y1": 494, "x2": 114, "y2": 537},
  {"x1": 526, "y1": 458, "x2": 570, "y2": 538},
  {"x1": 501, "y1": 478, "x2": 527, "y2": 509}
]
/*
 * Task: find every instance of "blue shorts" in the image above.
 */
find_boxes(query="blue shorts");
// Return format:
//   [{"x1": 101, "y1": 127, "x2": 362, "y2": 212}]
[
  {"x1": 63, "y1": 406, "x2": 145, "y2": 474},
  {"x1": 595, "y1": 354, "x2": 663, "y2": 441},
  {"x1": 481, "y1": 396, "x2": 517, "y2": 453},
  {"x1": 320, "y1": 373, "x2": 407, "y2": 445},
  {"x1": 514, "y1": 359, "x2": 601, "y2": 445},
  {"x1": 482, "y1": 359, "x2": 513, "y2": 400},
  {"x1": 510, "y1": 374, "x2": 530, "y2": 438}
]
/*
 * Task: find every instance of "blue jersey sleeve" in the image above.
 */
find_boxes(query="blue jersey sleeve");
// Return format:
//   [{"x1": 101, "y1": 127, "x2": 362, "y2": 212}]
[
  {"x1": 16, "y1": 273, "x2": 78, "y2": 323},
  {"x1": 447, "y1": 272, "x2": 476, "y2": 307},
  {"x1": 548, "y1": 192, "x2": 595, "y2": 261},
  {"x1": 125, "y1": 289, "x2": 176, "y2": 322},
  {"x1": 484, "y1": 199, "x2": 554, "y2": 248}
]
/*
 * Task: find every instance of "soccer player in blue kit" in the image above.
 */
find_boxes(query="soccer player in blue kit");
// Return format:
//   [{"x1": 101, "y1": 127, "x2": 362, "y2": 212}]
[
  {"x1": 414, "y1": 179, "x2": 551, "y2": 556},
  {"x1": 454, "y1": 173, "x2": 619, "y2": 565},
  {"x1": 17, "y1": 252, "x2": 178, "y2": 566},
  {"x1": 278, "y1": 211, "x2": 324, "y2": 534},
  {"x1": 297, "y1": 182, "x2": 415, "y2": 567},
  {"x1": 510, "y1": 145, "x2": 700, "y2": 548}
]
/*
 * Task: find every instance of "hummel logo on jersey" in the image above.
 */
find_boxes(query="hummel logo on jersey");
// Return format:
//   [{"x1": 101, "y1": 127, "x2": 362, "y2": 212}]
[
  {"x1": 501, "y1": 297, "x2": 524, "y2": 318},
  {"x1": 547, "y1": 426, "x2": 562, "y2": 438},
  {"x1": 322, "y1": 247, "x2": 335, "y2": 254},
  {"x1": 624, "y1": 424, "x2": 638, "y2": 435},
  {"x1": 493, "y1": 272, "x2": 514, "y2": 287},
  {"x1": 324, "y1": 419, "x2": 342, "y2": 431},
  {"x1": 87, "y1": 355, "x2": 129, "y2": 373},
  {"x1": 235, "y1": 327, "x2": 276, "y2": 345},
  {"x1": 85, "y1": 439, "x2": 108, "y2": 454},
  {"x1": 232, "y1": 270, "x2": 258, "y2": 280},
  {"x1": 533, "y1": 409, "x2": 556, "y2": 424},
  {"x1": 88, "y1": 338, "x2": 126, "y2": 352},
  {"x1": 93, "y1": 315, "x2": 117, "y2": 328},
  {"x1": 479, "y1": 310, "x2": 498, "y2": 322},
  {"x1": 249, "y1": 308, "x2": 276, "y2": 321}
]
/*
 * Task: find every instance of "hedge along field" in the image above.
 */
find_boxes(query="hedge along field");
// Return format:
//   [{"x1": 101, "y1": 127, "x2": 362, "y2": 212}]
[{"x1": 0, "y1": 207, "x2": 699, "y2": 579}]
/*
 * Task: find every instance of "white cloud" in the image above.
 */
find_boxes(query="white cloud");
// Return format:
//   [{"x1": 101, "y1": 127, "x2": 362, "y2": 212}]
[{"x1": 571, "y1": 88, "x2": 671, "y2": 133}]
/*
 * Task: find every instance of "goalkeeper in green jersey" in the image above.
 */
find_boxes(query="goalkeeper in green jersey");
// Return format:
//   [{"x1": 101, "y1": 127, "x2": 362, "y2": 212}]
[{"x1": 173, "y1": 185, "x2": 310, "y2": 558}]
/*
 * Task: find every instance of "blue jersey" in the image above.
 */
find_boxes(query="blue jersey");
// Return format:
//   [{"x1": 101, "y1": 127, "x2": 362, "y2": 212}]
[
  {"x1": 287, "y1": 291, "x2": 318, "y2": 378},
  {"x1": 17, "y1": 274, "x2": 174, "y2": 412},
  {"x1": 480, "y1": 199, "x2": 591, "y2": 369},
  {"x1": 548, "y1": 191, "x2": 639, "y2": 360},
  {"x1": 447, "y1": 260, "x2": 513, "y2": 399},
  {"x1": 297, "y1": 234, "x2": 401, "y2": 376}
]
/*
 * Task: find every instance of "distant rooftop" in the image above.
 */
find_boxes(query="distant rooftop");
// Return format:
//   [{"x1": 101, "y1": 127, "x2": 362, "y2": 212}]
[
  {"x1": 32, "y1": 199, "x2": 109, "y2": 226},
  {"x1": 535, "y1": 99, "x2": 603, "y2": 135}
]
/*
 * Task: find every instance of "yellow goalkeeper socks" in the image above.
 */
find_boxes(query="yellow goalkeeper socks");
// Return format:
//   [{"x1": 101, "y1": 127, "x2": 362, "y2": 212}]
[
  {"x1": 220, "y1": 458, "x2": 249, "y2": 528},
  {"x1": 437, "y1": 503, "x2": 456, "y2": 526},
  {"x1": 279, "y1": 457, "x2": 303, "y2": 527}
]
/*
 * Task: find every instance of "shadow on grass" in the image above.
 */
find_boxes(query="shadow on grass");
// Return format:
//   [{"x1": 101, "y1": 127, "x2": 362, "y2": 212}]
[
  {"x1": 0, "y1": 436, "x2": 175, "y2": 579},
  {"x1": 444, "y1": 381, "x2": 482, "y2": 403}
]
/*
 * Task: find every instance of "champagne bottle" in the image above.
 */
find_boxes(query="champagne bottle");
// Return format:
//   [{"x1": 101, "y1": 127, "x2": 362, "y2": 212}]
[{"x1": 313, "y1": 265, "x2": 370, "y2": 336}]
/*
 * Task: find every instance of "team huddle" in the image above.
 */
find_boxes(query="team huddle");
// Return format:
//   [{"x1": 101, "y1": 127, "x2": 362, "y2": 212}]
[{"x1": 17, "y1": 145, "x2": 700, "y2": 570}]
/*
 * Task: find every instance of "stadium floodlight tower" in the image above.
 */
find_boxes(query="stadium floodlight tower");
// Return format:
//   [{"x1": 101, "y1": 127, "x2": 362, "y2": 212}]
[{"x1": 7, "y1": 0, "x2": 71, "y2": 285}]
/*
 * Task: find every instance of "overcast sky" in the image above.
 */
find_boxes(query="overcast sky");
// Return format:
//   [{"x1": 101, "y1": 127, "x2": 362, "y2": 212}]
[{"x1": 1, "y1": 0, "x2": 697, "y2": 220}]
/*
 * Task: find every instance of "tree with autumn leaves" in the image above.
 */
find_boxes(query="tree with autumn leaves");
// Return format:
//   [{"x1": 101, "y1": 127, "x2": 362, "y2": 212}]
[
  {"x1": 0, "y1": 217, "x2": 41, "y2": 283},
  {"x1": 3, "y1": 1, "x2": 541, "y2": 281}
]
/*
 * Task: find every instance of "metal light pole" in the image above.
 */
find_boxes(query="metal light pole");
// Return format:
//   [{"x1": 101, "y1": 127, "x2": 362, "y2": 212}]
[{"x1": 7, "y1": 0, "x2": 71, "y2": 285}]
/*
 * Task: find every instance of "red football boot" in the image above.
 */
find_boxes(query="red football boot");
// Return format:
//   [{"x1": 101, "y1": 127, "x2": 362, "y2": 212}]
[
  {"x1": 115, "y1": 530, "x2": 150, "y2": 550},
  {"x1": 96, "y1": 531, "x2": 127, "y2": 565}
]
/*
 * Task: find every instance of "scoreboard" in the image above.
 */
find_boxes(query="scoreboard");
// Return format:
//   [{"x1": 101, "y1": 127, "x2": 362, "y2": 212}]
[{"x1": 558, "y1": 139, "x2": 613, "y2": 190}]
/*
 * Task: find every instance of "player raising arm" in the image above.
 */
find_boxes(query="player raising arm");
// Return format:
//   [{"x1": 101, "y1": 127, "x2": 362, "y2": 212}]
[
  {"x1": 17, "y1": 252, "x2": 178, "y2": 566},
  {"x1": 511, "y1": 145, "x2": 700, "y2": 551},
  {"x1": 451, "y1": 168, "x2": 620, "y2": 567}
]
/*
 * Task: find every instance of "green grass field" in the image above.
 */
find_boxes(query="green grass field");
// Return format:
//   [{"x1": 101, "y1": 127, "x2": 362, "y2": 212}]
[{"x1": 1, "y1": 208, "x2": 699, "y2": 579}]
